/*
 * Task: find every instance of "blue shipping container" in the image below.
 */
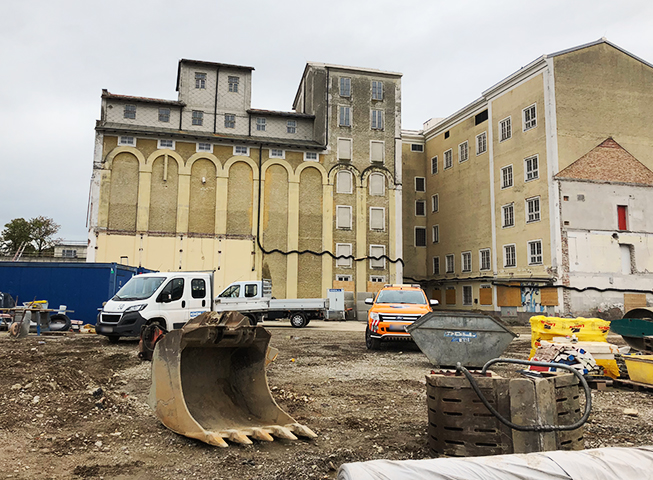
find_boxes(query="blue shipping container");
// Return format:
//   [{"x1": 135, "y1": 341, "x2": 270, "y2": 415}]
[{"x1": 0, "y1": 262, "x2": 153, "y2": 325}]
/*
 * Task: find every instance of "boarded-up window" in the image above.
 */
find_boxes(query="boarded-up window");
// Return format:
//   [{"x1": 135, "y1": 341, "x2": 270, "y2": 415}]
[
  {"x1": 336, "y1": 243, "x2": 352, "y2": 267},
  {"x1": 540, "y1": 287, "x2": 559, "y2": 306},
  {"x1": 371, "y1": 141, "x2": 384, "y2": 162},
  {"x1": 338, "y1": 138, "x2": 352, "y2": 160},
  {"x1": 370, "y1": 207, "x2": 385, "y2": 230},
  {"x1": 336, "y1": 205, "x2": 352, "y2": 229},
  {"x1": 480, "y1": 285, "x2": 493, "y2": 305},
  {"x1": 370, "y1": 245, "x2": 385, "y2": 269},
  {"x1": 369, "y1": 173, "x2": 385, "y2": 196},
  {"x1": 336, "y1": 170, "x2": 353, "y2": 194},
  {"x1": 446, "y1": 287, "x2": 456, "y2": 305},
  {"x1": 432, "y1": 289, "x2": 442, "y2": 304},
  {"x1": 624, "y1": 293, "x2": 646, "y2": 313},
  {"x1": 497, "y1": 285, "x2": 521, "y2": 307}
]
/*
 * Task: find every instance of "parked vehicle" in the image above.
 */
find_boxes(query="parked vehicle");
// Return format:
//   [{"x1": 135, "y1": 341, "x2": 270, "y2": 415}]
[
  {"x1": 96, "y1": 273, "x2": 346, "y2": 342},
  {"x1": 365, "y1": 284, "x2": 438, "y2": 350}
]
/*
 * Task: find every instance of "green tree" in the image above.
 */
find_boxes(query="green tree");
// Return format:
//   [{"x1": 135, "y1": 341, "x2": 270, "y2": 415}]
[
  {"x1": 1, "y1": 216, "x2": 60, "y2": 257},
  {"x1": 29, "y1": 216, "x2": 60, "y2": 256},
  {"x1": 1, "y1": 218, "x2": 34, "y2": 255}
]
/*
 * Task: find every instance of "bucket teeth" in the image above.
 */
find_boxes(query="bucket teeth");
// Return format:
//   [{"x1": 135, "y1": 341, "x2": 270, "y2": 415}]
[
  {"x1": 224, "y1": 430, "x2": 253, "y2": 445},
  {"x1": 289, "y1": 423, "x2": 318, "y2": 439},
  {"x1": 270, "y1": 425, "x2": 298, "y2": 440},
  {"x1": 205, "y1": 433, "x2": 228, "y2": 448},
  {"x1": 250, "y1": 428, "x2": 275, "y2": 442}
]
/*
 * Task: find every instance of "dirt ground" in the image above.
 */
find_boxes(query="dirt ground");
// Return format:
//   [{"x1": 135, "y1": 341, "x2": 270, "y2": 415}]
[{"x1": 1, "y1": 322, "x2": 653, "y2": 479}]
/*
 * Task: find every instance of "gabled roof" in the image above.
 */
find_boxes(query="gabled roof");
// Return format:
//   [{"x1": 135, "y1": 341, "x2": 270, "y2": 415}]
[{"x1": 555, "y1": 138, "x2": 653, "y2": 186}]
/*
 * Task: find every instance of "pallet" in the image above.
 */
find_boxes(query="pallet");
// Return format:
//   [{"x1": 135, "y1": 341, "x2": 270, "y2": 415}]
[
  {"x1": 586, "y1": 377, "x2": 613, "y2": 391},
  {"x1": 612, "y1": 378, "x2": 653, "y2": 392}
]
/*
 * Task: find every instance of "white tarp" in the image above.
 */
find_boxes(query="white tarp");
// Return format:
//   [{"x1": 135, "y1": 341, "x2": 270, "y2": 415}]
[{"x1": 338, "y1": 446, "x2": 653, "y2": 480}]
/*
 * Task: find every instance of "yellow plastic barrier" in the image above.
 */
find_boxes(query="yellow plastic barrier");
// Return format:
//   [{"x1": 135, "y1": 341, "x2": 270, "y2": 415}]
[{"x1": 529, "y1": 316, "x2": 619, "y2": 378}]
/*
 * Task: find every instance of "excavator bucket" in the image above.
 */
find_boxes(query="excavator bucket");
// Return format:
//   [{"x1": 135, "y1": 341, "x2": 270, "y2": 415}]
[{"x1": 149, "y1": 311, "x2": 317, "y2": 447}]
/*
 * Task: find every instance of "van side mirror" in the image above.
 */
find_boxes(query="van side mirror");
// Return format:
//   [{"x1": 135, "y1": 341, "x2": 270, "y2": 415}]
[
  {"x1": 430, "y1": 299, "x2": 439, "y2": 306},
  {"x1": 157, "y1": 293, "x2": 172, "y2": 303},
  {"x1": 365, "y1": 297, "x2": 374, "y2": 305}
]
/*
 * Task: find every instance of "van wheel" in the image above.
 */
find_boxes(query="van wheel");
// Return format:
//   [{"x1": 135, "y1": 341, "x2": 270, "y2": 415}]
[
  {"x1": 149, "y1": 319, "x2": 168, "y2": 333},
  {"x1": 365, "y1": 327, "x2": 381, "y2": 350},
  {"x1": 290, "y1": 313, "x2": 308, "y2": 328}
]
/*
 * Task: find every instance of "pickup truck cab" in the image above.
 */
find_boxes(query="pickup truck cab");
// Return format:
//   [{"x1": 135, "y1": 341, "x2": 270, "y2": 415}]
[{"x1": 365, "y1": 284, "x2": 437, "y2": 350}]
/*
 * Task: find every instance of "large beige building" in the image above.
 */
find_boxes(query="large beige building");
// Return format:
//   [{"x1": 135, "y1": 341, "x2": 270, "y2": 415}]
[
  {"x1": 87, "y1": 60, "x2": 403, "y2": 301},
  {"x1": 402, "y1": 39, "x2": 653, "y2": 319}
]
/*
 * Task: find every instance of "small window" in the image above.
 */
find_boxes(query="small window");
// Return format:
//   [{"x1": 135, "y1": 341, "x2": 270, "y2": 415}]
[
  {"x1": 287, "y1": 120, "x2": 296, "y2": 133},
  {"x1": 431, "y1": 156, "x2": 438, "y2": 174},
  {"x1": 371, "y1": 110, "x2": 384, "y2": 130},
  {"x1": 270, "y1": 148, "x2": 284, "y2": 158},
  {"x1": 192, "y1": 110, "x2": 203, "y2": 126},
  {"x1": 432, "y1": 257, "x2": 440, "y2": 275},
  {"x1": 415, "y1": 227, "x2": 427, "y2": 247},
  {"x1": 525, "y1": 155, "x2": 539, "y2": 181},
  {"x1": 191, "y1": 279, "x2": 206, "y2": 298},
  {"x1": 336, "y1": 274, "x2": 352, "y2": 281},
  {"x1": 336, "y1": 170, "x2": 353, "y2": 194},
  {"x1": 476, "y1": 132, "x2": 487, "y2": 155},
  {"x1": 499, "y1": 117, "x2": 512, "y2": 142},
  {"x1": 370, "y1": 275, "x2": 386, "y2": 283},
  {"x1": 526, "y1": 197, "x2": 541, "y2": 223},
  {"x1": 339, "y1": 106, "x2": 351, "y2": 127},
  {"x1": 523, "y1": 104, "x2": 537, "y2": 131},
  {"x1": 244, "y1": 284, "x2": 258, "y2": 298},
  {"x1": 415, "y1": 200, "x2": 426, "y2": 217},
  {"x1": 480, "y1": 249, "x2": 491, "y2": 271},
  {"x1": 370, "y1": 245, "x2": 386, "y2": 269},
  {"x1": 370, "y1": 207, "x2": 385, "y2": 231},
  {"x1": 336, "y1": 243, "x2": 353, "y2": 268},
  {"x1": 411, "y1": 144, "x2": 424, "y2": 152},
  {"x1": 234, "y1": 145, "x2": 249, "y2": 156},
  {"x1": 195, "y1": 72, "x2": 207, "y2": 89},
  {"x1": 432, "y1": 194, "x2": 439, "y2": 213},
  {"x1": 124, "y1": 104, "x2": 136, "y2": 119},
  {"x1": 502, "y1": 204, "x2": 515, "y2": 228},
  {"x1": 118, "y1": 136, "x2": 135, "y2": 146},
  {"x1": 372, "y1": 81, "x2": 384, "y2": 100},
  {"x1": 256, "y1": 117, "x2": 266, "y2": 131},
  {"x1": 459, "y1": 141, "x2": 469, "y2": 163},
  {"x1": 197, "y1": 142, "x2": 212, "y2": 153},
  {"x1": 370, "y1": 141, "x2": 384, "y2": 163},
  {"x1": 336, "y1": 205, "x2": 352, "y2": 229},
  {"x1": 528, "y1": 240, "x2": 543, "y2": 265},
  {"x1": 158, "y1": 108, "x2": 170, "y2": 123},
  {"x1": 501, "y1": 165, "x2": 513, "y2": 189},
  {"x1": 219, "y1": 284, "x2": 240, "y2": 298},
  {"x1": 338, "y1": 138, "x2": 352, "y2": 160},
  {"x1": 445, "y1": 254, "x2": 455, "y2": 274},
  {"x1": 224, "y1": 114, "x2": 236, "y2": 128},
  {"x1": 62, "y1": 249, "x2": 77, "y2": 258},
  {"x1": 228, "y1": 76, "x2": 239, "y2": 93},
  {"x1": 339, "y1": 77, "x2": 351, "y2": 97},
  {"x1": 369, "y1": 173, "x2": 385, "y2": 196},
  {"x1": 475, "y1": 110, "x2": 488, "y2": 125},
  {"x1": 158, "y1": 139, "x2": 174, "y2": 149},
  {"x1": 462, "y1": 286, "x2": 473, "y2": 306},
  {"x1": 444, "y1": 149, "x2": 453, "y2": 169},
  {"x1": 444, "y1": 131, "x2": 450, "y2": 139},
  {"x1": 462, "y1": 251, "x2": 472, "y2": 272},
  {"x1": 304, "y1": 152, "x2": 318, "y2": 161},
  {"x1": 432, "y1": 225, "x2": 439, "y2": 243},
  {"x1": 504, "y1": 244, "x2": 516, "y2": 268},
  {"x1": 415, "y1": 177, "x2": 426, "y2": 192}
]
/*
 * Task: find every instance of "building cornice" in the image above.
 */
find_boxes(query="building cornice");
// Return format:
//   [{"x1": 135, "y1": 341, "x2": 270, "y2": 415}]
[{"x1": 102, "y1": 90, "x2": 185, "y2": 107}]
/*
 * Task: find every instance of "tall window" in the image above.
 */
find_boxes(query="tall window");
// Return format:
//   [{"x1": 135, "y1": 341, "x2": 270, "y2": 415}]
[
  {"x1": 415, "y1": 177, "x2": 425, "y2": 192},
  {"x1": 370, "y1": 245, "x2": 386, "y2": 269},
  {"x1": 415, "y1": 227, "x2": 427, "y2": 247},
  {"x1": 502, "y1": 204, "x2": 514, "y2": 228},
  {"x1": 526, "y1": 197, "x2": 541, "y2": 223},
  {"x1": 370, "y1": 207, "x2": 385, "y2": 231},
  {"x1": 372, "y1": 81, "x2": 383, "y2": 100},
  {"x1": 476, "y1": 132, "x2": 487, "y2": 155},
  {"x1": 370, "y1": 141, "x2": 384, "y2": 163},
  {"x1": 336, "y1": 205, "x2": 353, "y2": 229},
  {"x1": 504, "y1": 244, "x2": 516, "y2": 267},
  {"x1": 528, "y1": 240, "x2": 543, "y2": 265},
  {"x1": 480, "y1": 249, "x2": 491, "y2": 271},
  {"x1": 459, "y1": 141, "x2": 469, "y2": 163},
  {"x1": 336, "y1": 243, "x2": 352, "y2": 268},
  {"x1": 618, "y1": 205, "x2": 628, "y2": 231},
  {"x1": 124, "y1": 104, "x2": 136, "y2": 119},
  {"x1": 336, "y1": 170, "x2": 353, "y2": 194},
  {"x1": 432, "y1": 225, "x2": 439, "y2": 243},
  {"x1": 501, "y1": 165, "x2": 513, "y2": 189},
  {"x1": 369, "y1": 173, "x2": 385, "y2": 196},
  {"x1": 499, "y1": 117, "x2": 512, "y2": 142},
  {"x1": 432, "y1": 194, "x2": 439, "y2": 213},
  {"x1": 415, "y1": 200, "x2": 426, "y2": 216},
  {"x1": 228, "y1": 76, "x2": 239, "y2": 93},
  {"x1": 339, "y1": 106, "x2": 351, "y2": 127},
  {"x1": 224, "y1": 114, "x2": 235, "y2": 128},
  {"x1": 462, "y1": 286, "x2": 473, "y2": 306},
  {"x1": 431, "y1": 156, "x2": 438, "y2": 174},
  {"x1": 445, "y1": 254, "x2": 455, "y2": 273},
  {"x1": 433, "y1": 257, "x2": 440, "y2": 275},
  {"x1": 158, "y1": 108, "x2": 170, "y2": 123},
  {"x1": 525, "y1": 155, "x2": 539, "y2": 181},
  {"x1": 339, "y1": 77, "x2": 351, "y2": 97},
  {"x1": 195, "y1": 72, "x2": 206, "y2": 89},
  {"x1": 256, "y1": 117, "x2": 266, "y2": 131},
  {"x1": 444, "y1": 149, "x2": 453, "y2": 169},
  {"x1": 287, "y1": 120, "x2": 296, "y2": 133},
  {"x1": 192, "y1": 110, "x2": 203, "y2": 126},
  {"x1": 371, "y1": 110, "x2": 384, "y2": 130},
  {"x1": 462, "y1": 252, "x2": 472, "y2": 272},
  {"x1": 523, "y1": 104, "x2": 537, "y2": 131},
  {"x1": 338, "y1": 138, "x2": 352, "y2": 160}
]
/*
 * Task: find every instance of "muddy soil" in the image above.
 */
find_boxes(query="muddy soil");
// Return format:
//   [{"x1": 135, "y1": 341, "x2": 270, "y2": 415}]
[{"x1": 1, "y1": 326, "x2": 652, "y2": 479}]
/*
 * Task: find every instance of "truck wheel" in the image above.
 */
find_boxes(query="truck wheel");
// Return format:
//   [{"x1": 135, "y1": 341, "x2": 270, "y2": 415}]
[
  {"x1": 365, "y1": 327, "x2": 381, "y2": 350},
  {"x1": 290, "y1": 313, "x2": 308, "y2": 328}
]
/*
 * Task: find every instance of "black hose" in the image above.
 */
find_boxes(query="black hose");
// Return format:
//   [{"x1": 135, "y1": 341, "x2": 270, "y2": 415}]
[{"x1": 455, "y1": 358, "x2": 592, "y2": 432}]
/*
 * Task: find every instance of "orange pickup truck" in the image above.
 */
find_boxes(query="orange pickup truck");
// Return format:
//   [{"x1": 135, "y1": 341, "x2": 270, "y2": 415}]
[{"x1": 365, "y1": 284, "x2": 438, "y2": 350}]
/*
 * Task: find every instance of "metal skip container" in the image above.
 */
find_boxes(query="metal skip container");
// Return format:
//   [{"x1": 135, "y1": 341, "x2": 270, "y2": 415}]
[{"x1": 406, "y1": 311, "x2": 517, "y2": 367}]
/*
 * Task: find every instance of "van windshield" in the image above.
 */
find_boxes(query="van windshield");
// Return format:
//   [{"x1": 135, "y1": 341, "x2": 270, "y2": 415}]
[
  {"x1": 375, "y1": 290, "x2": 426, "y2": 305},
  {"x1": 112, "y1": 276, "x2": 166, "y2": 301}
]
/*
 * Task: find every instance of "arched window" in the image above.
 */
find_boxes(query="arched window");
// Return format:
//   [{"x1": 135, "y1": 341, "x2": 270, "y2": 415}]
[
  {"x1": 369, "y1": 173, "x2": 385, "y2": 196},
  {"x1": 336, "y1": 170, "x2": 353, "y2": 194}
]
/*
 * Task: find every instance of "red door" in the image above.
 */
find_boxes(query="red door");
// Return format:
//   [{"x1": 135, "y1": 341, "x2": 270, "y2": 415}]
[{"x1": 617, "y1": 205, "x2": 628, "y2": 231}]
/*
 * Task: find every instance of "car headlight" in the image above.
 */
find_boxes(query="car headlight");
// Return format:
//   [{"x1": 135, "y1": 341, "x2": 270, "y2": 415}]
[
  {"x1": 369, "y1": 312, "x2": 380, "y2": 322},
  {"x1": 124, "y1": 304, "x2": 147, "y2": 313}
]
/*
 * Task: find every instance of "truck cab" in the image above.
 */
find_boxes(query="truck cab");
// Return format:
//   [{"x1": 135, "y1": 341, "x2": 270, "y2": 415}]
[{"x1": 96, "y1": 272, "x2": 213, "y2": 342}]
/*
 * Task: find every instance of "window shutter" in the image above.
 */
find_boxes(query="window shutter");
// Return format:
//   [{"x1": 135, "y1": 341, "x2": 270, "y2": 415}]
[
  {"x1": 370, "y1": 208, "x2": 384, "y2": 230},
  {"x1": 371, "y1": 141, "x2": 384, "y2": 162},
  {"x1": 370, "y1": 246, "x2": 385, "y2": 269},
  {"x1": 337, "y1": 206, "x2": 351, "y2": 228},
  {"x1": 337, "y1": 171, "x2": 352, "y2": 193},
  {"x1": 338, "y1": 138, "x2": 352, "y2": 160},
  {"x1": 369, "y1": 173, "x2": 384, "y2": 195}
]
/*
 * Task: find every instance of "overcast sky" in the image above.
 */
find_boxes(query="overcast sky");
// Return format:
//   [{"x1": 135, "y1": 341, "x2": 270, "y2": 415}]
[{"x1": 2, "y1": 0, "x2": 652, "y2": 241}]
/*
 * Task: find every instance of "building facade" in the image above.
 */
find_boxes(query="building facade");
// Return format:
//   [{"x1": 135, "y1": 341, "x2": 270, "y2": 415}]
[{"x1": 88, "y1": 60, "x2": 403, "y2": 298}]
